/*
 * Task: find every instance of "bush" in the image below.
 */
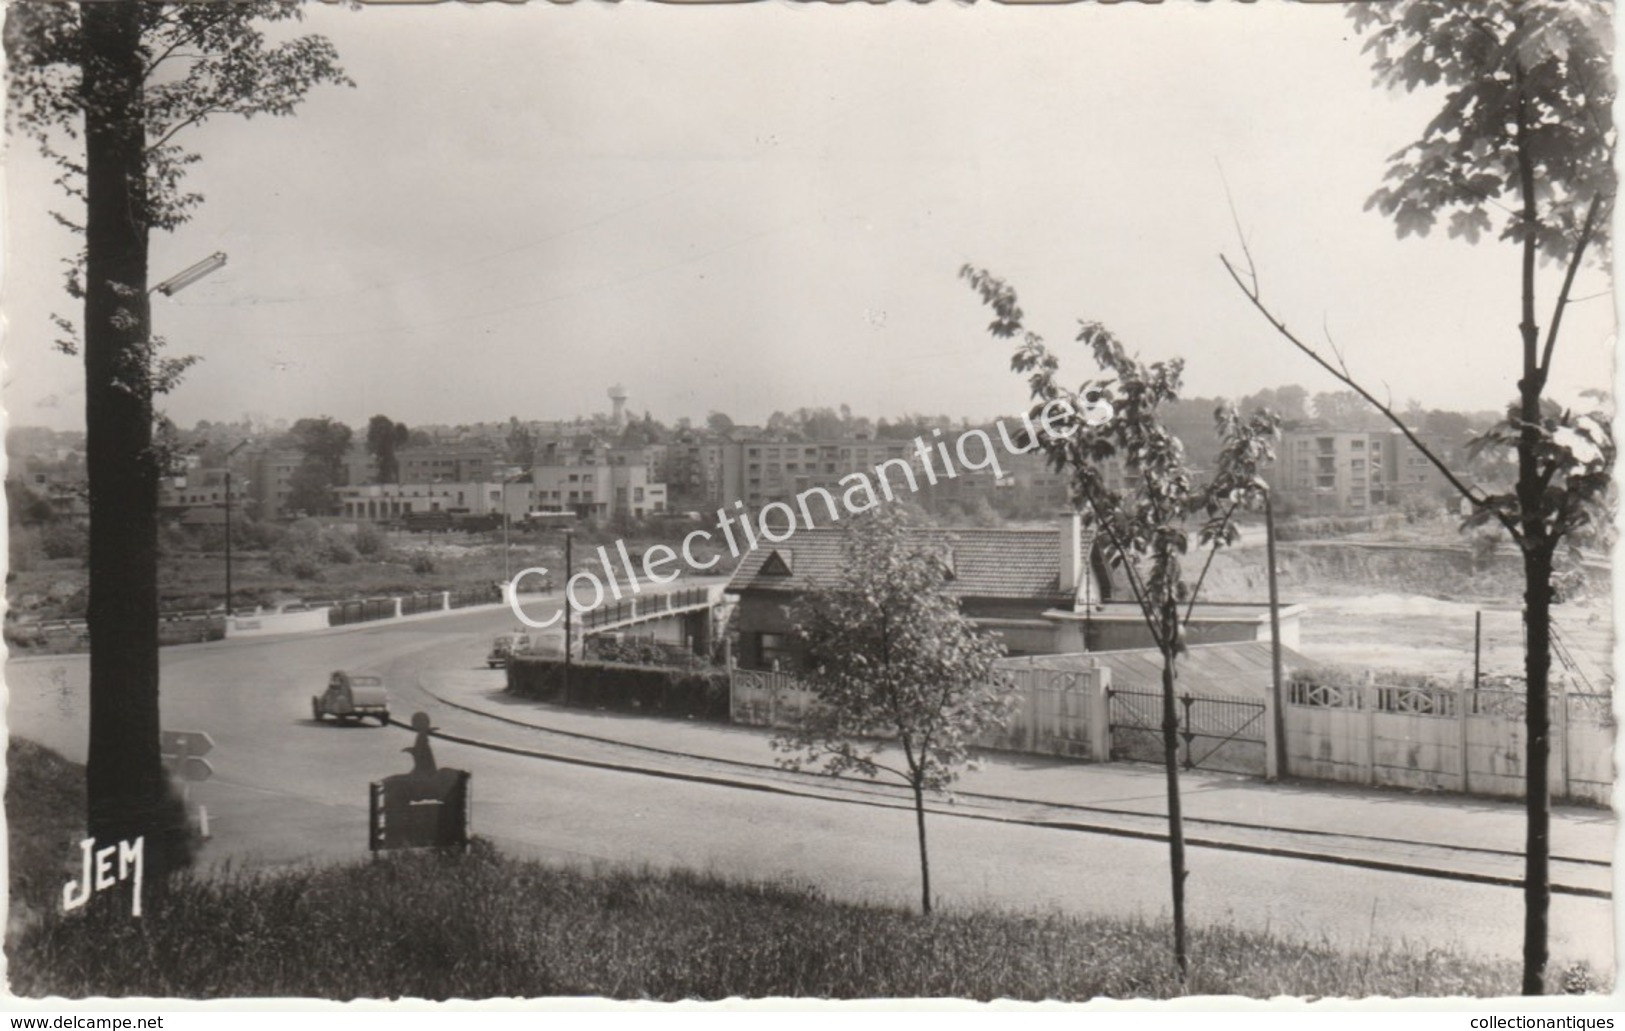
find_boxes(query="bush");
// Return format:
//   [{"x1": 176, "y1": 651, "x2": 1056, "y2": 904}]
[
  {"x1": 1400, "y1": 490, "x2": 1446, "y2": 524},
  {"x1": 585, "y1": 636, "x2": 707, "y2": 669},
  {"x1": 270, "y1": 520, "x2": 359, "y2": 575},
  {"x1": 507, "y1": 655, "x2": 729, "y2": 720},
  {"x1": 234, "y1": 516, "x2": 284, "y2": 551},
  {"x1": 353, "y1": 522, "x2": 388, "y2": 559},
  {"x1": 10, "y1": 525, "x2": 42, "y2": 572},
  {"x1": 409, "y1": 551, "x2": 436, "y2": 574},
  {"x1": 276, "y1": 549, "x2": 323, "y2": 580},
  {"x1": 320, "y1": 533, "x2": 357, "y2": 565},
  {"x1": 40, "y1": 521, "x2": 87, "y2": 560}
]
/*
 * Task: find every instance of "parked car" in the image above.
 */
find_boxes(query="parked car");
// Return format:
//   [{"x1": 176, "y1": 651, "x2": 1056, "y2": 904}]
[
  {"x1": 487, "y1": 632, "x2": 534, "y2": 668},
  {"x1": 312, "y1": 670, "x2": 390, "y2": 725}
]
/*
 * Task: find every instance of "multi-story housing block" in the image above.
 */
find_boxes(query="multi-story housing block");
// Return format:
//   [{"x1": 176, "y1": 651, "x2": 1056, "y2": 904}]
[
  {"x1": 395, "y1": 445, "x2": 499, "y2": 484},
  {"x1": 159, "y1": 469, "x2": 246, "y2": 522},
  {"x1": 530, "y1": 437, "x2": 669, "y2": 520},
  {"x1": 337, "y1": 480, "x2": 538, "y2": 521},
  {"x1": 1272, "y1": 430, "x2": 1389, "y2": 514},
  {"x1": 245, "y1": 448, "x2": 306, "y2": 520}
]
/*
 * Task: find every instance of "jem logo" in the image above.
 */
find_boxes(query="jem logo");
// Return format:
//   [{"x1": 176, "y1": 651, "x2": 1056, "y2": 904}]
[{"x1": 63, "y1": 835, "x2": 144, "y2": 917}]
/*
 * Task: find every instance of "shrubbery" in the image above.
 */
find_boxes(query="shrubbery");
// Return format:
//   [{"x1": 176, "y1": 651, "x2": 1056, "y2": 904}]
[
  {"x1": 39, "y1": 521, "x2": 88, "y2": 560},
  {"x1": 1274, "y1": 512, "x2": 1405, "y2": 541},
  {"x1": 269, "y1": 520, "x2": 358, "y2": 580},
  {"x1": 507, "y1": 655, "x2": 729, "y2": 720},
  {"x1": 585, "y1": 636, "x2": 708, "y2": 669},
  {"x1": 352, "y1": 521, "x2": 388, "y2": 559}
]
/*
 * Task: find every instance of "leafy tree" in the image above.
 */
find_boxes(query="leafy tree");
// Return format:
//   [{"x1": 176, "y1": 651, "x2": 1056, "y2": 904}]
[
  {"x1": 285, "y1": 416, "x2": 351, "y2": 516},
  {"x1": 1311, "y1": 390, "x2": 1384, "y2": 429},
  {"x1": 506, "y1": 419, "x2": 537, "y2": 469},
  {"x1": 1238, "y1": 385, "x2": 1311, "y2": 426},
  {"x1": 5, "y1": 1, "x2": 350, "y2": 873},
  {"x1": 962, "y1": 266, "x2": 1279, "y2": 978},
  {"x1": 6, "y1": 479, "x2": 58, "y2": 526},
  {"x1": 773, "y1": 507, "x2": 1014, "y2": 915},
  {"x1": 365, "y1": 414, "x2": 409, "y2": 483},
  {"x1": 1222, "y1": 0, "x2": 1613, "y2": 993},
  {"x1": 705, "y1": 411, "x2": 735, "y2": 435}
]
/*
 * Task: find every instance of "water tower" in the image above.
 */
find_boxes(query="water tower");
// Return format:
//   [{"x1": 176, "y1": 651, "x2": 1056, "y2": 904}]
[{"x1": 608, "y1": 384, "x2": 629, "y2": 429}]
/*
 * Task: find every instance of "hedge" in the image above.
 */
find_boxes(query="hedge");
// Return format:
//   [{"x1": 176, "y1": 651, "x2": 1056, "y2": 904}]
[{"x1": 506, "y1": 655, "x2": 730, "y2": 721}]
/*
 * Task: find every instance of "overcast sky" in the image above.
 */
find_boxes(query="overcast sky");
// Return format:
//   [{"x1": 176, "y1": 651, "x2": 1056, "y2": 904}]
[{"x1": 4, "y1": 1, "x2": 1616, "y2": 433}]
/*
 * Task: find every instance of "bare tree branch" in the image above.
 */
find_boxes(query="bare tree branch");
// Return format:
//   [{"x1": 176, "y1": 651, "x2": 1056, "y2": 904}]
[
  {"x1": 1183, "y1": 500, "x2": 1239, "y2": 627},
  {"x1": 1219, "y1": 251, "x2": 1524, "y2": 545},
  {"x1": 1537, "y1": 193, "x2": 1605, "y2": 383}
]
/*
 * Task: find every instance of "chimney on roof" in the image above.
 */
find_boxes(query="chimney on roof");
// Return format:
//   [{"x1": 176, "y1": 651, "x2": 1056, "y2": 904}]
[{"x1": 1059, "y1": 511, "x2": 1084, "y2": 594}]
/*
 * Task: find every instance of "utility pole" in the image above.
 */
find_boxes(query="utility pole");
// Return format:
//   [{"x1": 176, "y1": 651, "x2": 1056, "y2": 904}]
[
  {"x1": 223, "y1": 439, "x2": 249, "y2": 620},
  {"x1": 1265, "y1": 491, "x2": 1286, "y2": 779},
  {"x1": 563, "y1": 528, "x2": 573, "y2": 706}
]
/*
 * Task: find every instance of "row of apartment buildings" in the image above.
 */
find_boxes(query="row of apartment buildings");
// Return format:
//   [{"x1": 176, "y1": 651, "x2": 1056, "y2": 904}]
[
  {"x1": 171, "y1": 441, "x2": 670, "y2": 524},
  {"x1": 659, "y1": 425, "x2": 1460, "y2": 518},
  {"x1": 158, "y1": 418, "x2": 1467, "y2": 527}
]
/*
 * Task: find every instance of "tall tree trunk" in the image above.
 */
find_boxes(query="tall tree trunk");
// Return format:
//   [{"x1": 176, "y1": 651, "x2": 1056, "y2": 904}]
[
  {"x1": 912, "y1": 778, "x2": 932, "y2": 916},
  {"x1": 1513, "y1": 64, "x2": 1551, "y2": 996},
  {"x1": 1159, "y1": 618, "x2": 1189, "y2": 978},
  {"x1": 81, "y1": 1, "x2": 185, "y2": 876},
  {"x1": 1520, "y1": 540, "x2": 1554, "y2": 995}
]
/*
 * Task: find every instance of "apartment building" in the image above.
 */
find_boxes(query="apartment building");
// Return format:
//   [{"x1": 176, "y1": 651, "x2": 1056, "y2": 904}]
[
  {"x1": 396, "y1": 445, "x2": 499, "y2": 484},
  {"x1": 245, "y1": 448, "x2": 306, "y2": 520},
  {"x1": 336, "y1": 480, "x2": 536, "y2": 521},
  {"x1": 1272, "y1": 430, "x2": 1390, "y2": 513},
  {"x1": 722, "y1": 437, "x2": 915, "y2": 510},
  {"x1": 529, "y1": 436, "x2": 669, "y2": 520},
  {"x1": 1268, "y1": 426, "x2": 1467, "y2": 514},
  {"x1": 159, "y1": 470, "x2": 245, "y2": 521}
]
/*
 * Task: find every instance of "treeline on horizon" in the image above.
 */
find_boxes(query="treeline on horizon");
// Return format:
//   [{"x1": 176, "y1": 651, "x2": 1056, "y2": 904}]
[{"x1": 9, "y1": 385, "x2": 1503, "y2": 464}]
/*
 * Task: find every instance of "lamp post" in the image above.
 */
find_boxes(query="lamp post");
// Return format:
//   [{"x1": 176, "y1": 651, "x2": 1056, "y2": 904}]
[{"x1": 223, "y1": 439, "x2": 250, "y2": 620}]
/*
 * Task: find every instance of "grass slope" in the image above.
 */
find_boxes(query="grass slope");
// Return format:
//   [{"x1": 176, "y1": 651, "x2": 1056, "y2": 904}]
[{"x1": 4, "y1": 738, "x2": 1591, "y2": 1001}]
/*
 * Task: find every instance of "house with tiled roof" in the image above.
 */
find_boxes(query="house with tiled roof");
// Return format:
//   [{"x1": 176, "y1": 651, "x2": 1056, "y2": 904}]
[
  {"x1": 728, "y1": 514, "x2": 1116, "y2": 670},
  {"x1": 726, "y1": 513, "x2": 1302, "y2": 671}
]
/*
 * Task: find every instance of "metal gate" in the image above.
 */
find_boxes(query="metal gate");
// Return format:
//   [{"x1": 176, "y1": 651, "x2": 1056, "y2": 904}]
[{"x1": 1107, "y1": 688, "x2": 1266, "y2": 775}]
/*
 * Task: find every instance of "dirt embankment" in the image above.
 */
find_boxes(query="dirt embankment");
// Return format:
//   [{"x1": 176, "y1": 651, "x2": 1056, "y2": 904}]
[{"x1": 1195, "y1": 540, "x2": 1608, "y2": 604}]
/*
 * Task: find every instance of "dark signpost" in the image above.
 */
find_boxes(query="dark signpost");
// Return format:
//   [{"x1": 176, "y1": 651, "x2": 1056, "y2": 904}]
[{"x1": 369, "y1": 712, "x2": 470, "y2": 852}]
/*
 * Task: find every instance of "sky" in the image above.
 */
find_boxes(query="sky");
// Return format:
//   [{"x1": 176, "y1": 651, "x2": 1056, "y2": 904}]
[{"x1": 3, "y1": 1, "x2": 1617, "y2": 434}]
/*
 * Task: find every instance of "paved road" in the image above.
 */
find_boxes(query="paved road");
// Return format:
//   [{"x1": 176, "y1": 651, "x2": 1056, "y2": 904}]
[{"x1": 6, "y1": 598, "x2": 1614, "y2": 969}]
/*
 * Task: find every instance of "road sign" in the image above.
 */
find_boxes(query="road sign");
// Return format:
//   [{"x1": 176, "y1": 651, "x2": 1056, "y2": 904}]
[
  {"x1": 160, "y1": 730, "x2": 213, "y2": 758},
  {"x1": 161, "y1": 755, "x2": 213, "y2": 783}
]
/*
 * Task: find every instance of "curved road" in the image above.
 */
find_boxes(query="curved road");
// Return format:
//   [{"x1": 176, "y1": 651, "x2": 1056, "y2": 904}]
[{"x1": 6, "y1": 598, "x2": 1614, "y2": 971}]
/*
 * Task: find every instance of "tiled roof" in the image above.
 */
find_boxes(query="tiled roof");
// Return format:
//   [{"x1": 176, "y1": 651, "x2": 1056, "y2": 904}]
[
  {"x1": 999, "y1": 640, "x2": 1311, "y2": 700},
  {"x1": 727, "y1": 525, "x2": 1094, "y2": 602}
]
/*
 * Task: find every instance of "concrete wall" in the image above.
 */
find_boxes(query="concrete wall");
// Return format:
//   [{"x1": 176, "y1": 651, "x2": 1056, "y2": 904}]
[
  {"x1": 730, "y1": 665, "x2": 1114, "y2": 762},
  {"x1": 1284, "y1": 680, "x2": 1612, "y2": 804}
]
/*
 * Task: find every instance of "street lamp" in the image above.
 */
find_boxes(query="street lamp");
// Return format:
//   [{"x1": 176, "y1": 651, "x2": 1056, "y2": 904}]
[
  {"x1": 152, "y1": 252, "x2": 227, "y2": 297},
  {"x1": 223, "y1": 439, "x2": 250, "y2": 619}
]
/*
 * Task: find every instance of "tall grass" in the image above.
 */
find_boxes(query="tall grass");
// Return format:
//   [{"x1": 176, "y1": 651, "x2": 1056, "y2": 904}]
[
  {"x1": 6, "y1": 737, "x2": 1594, "y2": 1001},
  {"x1": 10, "y1": 840, "x2": 1540, "y2": 1001}
]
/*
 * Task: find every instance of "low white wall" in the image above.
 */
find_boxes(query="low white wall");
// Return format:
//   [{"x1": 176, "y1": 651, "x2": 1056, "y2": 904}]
[{"x1": 226, "y1": 608, "x2": 333, "y2": 637}]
